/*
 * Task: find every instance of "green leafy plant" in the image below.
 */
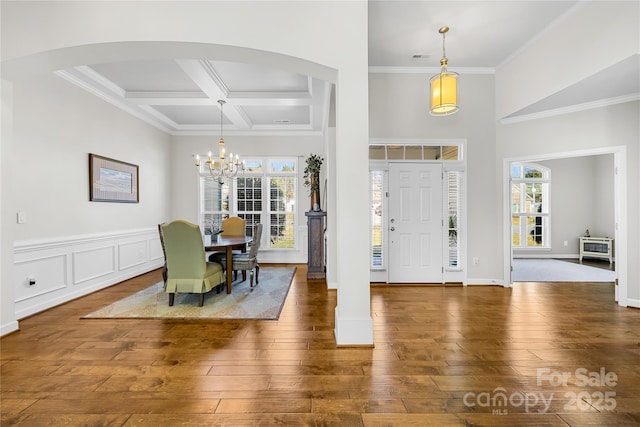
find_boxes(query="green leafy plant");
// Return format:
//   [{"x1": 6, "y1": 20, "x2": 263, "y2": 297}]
[
  {"x1": 303, "y1": 153, "x2": 324, "y2": 194},
  {"x1": 448, "y1": 214, "x2": 457, "y2": 243}
]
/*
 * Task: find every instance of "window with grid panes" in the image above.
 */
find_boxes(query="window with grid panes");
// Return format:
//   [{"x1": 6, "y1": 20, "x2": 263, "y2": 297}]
[
  {"x1": 511, "y1": 163, "x2": 550, "y2": 248},
  {"x1": 198, "y1": 157, "x2": 297, "y2": 249}
]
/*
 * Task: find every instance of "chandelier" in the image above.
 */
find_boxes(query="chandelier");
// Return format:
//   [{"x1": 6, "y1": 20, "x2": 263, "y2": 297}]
[
  {"x1": 194, "y1": 99, "x2": 245, "y2": 181},
  {"x1": 429, "y1": 26, "x2": 459, "y2": 116}
]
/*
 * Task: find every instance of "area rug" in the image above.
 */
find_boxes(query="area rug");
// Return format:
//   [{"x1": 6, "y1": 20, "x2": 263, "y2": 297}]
[
  {"x1": 512, "y1": 259, "x2": 615, "y2": 282},
  {"x1": 83, "y1": 266, "x2": 296, "y2": 320}
]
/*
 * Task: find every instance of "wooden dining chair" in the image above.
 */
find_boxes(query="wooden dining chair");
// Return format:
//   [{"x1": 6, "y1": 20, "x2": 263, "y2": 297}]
[{"x1": 231, "y1": 223, "x2": 263, "y2": 287}]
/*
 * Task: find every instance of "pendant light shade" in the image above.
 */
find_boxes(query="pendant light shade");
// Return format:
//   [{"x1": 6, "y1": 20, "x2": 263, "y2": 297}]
[{"x1": 430, "y1": 26, "x2": 459, "y2": 116}]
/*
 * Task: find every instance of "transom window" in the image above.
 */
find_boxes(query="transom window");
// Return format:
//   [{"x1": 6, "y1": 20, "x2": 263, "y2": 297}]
[
  {"x1": 511, "y1": 163, "x2": 550, "y2": 249},
  {"x1": 197, "y1": 157, "x2": 297, "y2": 249}
]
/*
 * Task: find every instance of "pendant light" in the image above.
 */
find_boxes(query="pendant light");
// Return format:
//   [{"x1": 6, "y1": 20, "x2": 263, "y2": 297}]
[{"x1": 429, "y1": 26, "x2": 459, "y2": 116}]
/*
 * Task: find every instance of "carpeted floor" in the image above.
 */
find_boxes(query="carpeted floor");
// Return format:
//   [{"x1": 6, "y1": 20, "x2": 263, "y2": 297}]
[
  {"x1": 82, "y1": 266, "x2": 296, "y2": 320},
  {"x1": 512, "y1": 258, "x2": 615, "y2": 282}
]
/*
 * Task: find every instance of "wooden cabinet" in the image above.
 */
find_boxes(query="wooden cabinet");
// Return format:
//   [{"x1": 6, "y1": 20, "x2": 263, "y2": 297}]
[
  {"x1": 305, "y1": 211, "x2": 326, "y2": 279},
  {"x1": 579, "y1": 237, "x2": 613, "y2": 264}
]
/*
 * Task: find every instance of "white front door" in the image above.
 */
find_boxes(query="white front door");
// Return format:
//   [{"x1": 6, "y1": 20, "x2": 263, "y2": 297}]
[{"x1": 388, "y1": 163, "x2": 443, "y2": 283}]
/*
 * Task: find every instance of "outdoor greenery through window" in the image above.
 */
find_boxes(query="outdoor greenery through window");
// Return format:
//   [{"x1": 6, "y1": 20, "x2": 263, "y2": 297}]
[
  {"x1": 198, "y1": 157, "x2": 297, "y2": 249},
  {"x1": 511, "y1": 163, "x2": 550, "y2": 248}
]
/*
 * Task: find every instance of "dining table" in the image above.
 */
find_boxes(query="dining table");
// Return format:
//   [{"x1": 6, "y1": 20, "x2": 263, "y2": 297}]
[{"x1": 205, "y1": 235, "x2": 252, "y2": 294}]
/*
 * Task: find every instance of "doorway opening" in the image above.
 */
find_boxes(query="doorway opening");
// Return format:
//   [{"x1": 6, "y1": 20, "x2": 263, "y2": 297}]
[{"x1": 503, "y1": 146, "x2": 627, "y2": 306}]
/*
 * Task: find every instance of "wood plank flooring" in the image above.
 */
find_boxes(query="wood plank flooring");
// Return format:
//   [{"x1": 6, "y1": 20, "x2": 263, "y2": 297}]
[{"x1": 2, "y1": 264, "x2": 640, "y2": 426}]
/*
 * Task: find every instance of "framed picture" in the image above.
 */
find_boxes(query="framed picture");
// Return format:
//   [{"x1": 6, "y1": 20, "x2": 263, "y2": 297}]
[{"x1": 89, "y1": 153, "x2": 139, "y2": 203}]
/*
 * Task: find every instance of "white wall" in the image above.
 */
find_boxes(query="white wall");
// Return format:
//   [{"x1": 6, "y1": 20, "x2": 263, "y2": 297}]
[
  {"x1": 369, "y1": 72, "x2": 501, "y2": 283},
  {"x1": 1, "y1": 80, "x2": 18, "y2": 335},
  {"x1": 496, "y1": 1, "x2": 640, "y2": 118},
  {"x1": 593, "y1": 154, "x2": 616, "y2": 239},
  {"x1": 12, "y1": 74, "x2": 171, "y2": 240}
]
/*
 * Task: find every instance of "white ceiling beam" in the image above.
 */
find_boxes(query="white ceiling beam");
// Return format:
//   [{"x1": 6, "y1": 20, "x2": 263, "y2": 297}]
[{"x1": 175, "y1": 59, "x2": 252, "y2": 130}]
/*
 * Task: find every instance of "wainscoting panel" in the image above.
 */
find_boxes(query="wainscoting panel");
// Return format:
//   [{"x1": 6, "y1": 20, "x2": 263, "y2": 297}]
[
  {"x1": 14, "y1": 253, "x2": 68, "y2": 302},
  {"x1": 72, "y1": 245, "x2": 116, "y2": 285},
  {"x1": 118, "y1": 239, "x2": 148, "y2": 271},
  {"x1": 13, "y1": 228, "x2": 163, "y2": 320}
]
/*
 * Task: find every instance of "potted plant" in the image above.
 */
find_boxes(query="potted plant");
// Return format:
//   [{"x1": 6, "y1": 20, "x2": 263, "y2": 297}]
[{"x1": 303, "y1": 153, "x2": 324, "y2": 211}]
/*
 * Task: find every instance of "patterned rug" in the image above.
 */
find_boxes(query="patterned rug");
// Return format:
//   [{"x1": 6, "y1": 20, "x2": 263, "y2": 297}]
[{"x1": 82, "y1": 266, "x2": 296, "y2": 320}]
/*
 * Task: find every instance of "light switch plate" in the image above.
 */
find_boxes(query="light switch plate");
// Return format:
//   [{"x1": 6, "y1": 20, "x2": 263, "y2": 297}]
[{"x1": 17, "y1": 212, "x2": 26, "y2": 224}]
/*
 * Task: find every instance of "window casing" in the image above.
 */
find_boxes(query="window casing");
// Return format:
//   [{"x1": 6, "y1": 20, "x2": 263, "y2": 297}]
[
  {"x1": 445, "y1": 169, "x2": 463, "y2": 270},
  {"x1": 511, "y1": 163, "x2": 550, "y2": 249},
  {"x1": 198, "y1": 157, "x2": 297, "y2": 249}
]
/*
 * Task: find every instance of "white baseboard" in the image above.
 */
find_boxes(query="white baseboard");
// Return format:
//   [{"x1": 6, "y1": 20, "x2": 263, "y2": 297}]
[
  {"x1": 334, "y1": 308, "x2": 373, "y2": 346},
  {"x1": 1, "y1": 320, "x2": 19, "y2": 336},
  {"x1": 464, "y1": 278, "x2": 505, "y2": 286},
  {"x1": 626, "y1": 298, "x2": 640, "y2": 309},
  {"x1": 334, "y1": 307, "x2": 373, "y2": 346}
]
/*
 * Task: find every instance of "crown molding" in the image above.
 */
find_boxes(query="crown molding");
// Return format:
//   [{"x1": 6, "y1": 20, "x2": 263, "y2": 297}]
[
  {"x1": 368, "y1": 66, "x2": 494, "y2": 75},
  {"x1": 500, "y1": 93, "x2": 640, "y2": 124}
]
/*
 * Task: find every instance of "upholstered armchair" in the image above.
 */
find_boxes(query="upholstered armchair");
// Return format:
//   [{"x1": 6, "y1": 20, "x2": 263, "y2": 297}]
[
  {"x1": 161, "y1": 220, "x2": 225, "y2": 306},
  {"x1": 209, "y1": 216, "x2": 246, "y2": 267},
  {"x1": 220, "y1": 216, "x2": 246, "y2": 237}
]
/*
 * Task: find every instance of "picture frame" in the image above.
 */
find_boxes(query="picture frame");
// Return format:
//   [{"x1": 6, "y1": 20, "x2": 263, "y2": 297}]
[{"x1": 89, "y1": 153, "x2": 139, "y2": 203}]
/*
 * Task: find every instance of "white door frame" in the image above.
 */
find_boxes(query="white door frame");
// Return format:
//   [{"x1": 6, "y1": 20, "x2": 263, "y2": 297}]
[{"x1": 502, "y1": 146, "x2": 627, "y2": 307}]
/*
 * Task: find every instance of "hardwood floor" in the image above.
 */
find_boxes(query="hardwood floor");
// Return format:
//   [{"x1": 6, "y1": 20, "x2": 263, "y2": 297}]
[
  {"x1": 561, "y1": 257, "x2": 616, "y2": 271},
  {"x1": 2, "y1": 264, "x2": 640, "y2": 426}
]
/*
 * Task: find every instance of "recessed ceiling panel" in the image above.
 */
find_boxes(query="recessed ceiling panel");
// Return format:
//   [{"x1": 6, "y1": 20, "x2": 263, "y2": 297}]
[
  {"x1": 153, "y1": 105, "x2": 226, "y2": 126},
  {"x1": 242, "y1": 105, "x2": 310, "y2": 125},
  {"x1": 210, "y1": 61, "x2": 309, "y2": 93},
  {"x1": 90, "y1": 60, "x2": 203, "y2": 92}
]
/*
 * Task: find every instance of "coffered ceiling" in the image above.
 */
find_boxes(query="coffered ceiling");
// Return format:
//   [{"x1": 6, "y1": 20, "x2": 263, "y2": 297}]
[
  {"x1": 54, "y1": 1, "x2": 638, "y2": 135},
  {"x1": 56, "y1": 59, "x2": 330, "y2": 136}
]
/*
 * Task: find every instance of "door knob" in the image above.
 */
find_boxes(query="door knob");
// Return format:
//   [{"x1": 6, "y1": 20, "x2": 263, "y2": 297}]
[{"x1": 390, "y1": 227, "x2": 395, "y2": 231}]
